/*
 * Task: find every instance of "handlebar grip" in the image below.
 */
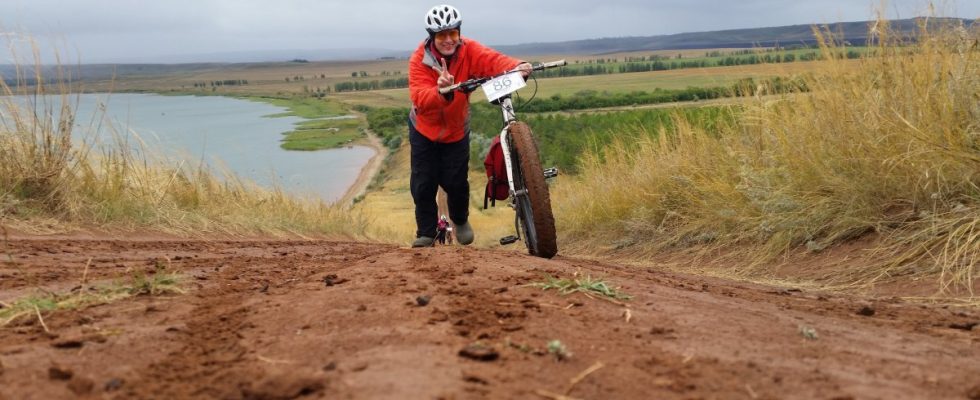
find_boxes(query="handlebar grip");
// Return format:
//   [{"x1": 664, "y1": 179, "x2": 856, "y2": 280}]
[
  {"x1": 539, "y1": 60, "x2": 567, "y2": 69},
  {"x1": 439, "y1": 82, "x2": 464, "y2": 94}
]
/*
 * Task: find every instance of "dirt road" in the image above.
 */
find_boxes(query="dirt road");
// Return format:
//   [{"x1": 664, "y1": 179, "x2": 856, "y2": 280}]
[{"x1": 1, "y1": 237, "x2": 978, "y2": 399}]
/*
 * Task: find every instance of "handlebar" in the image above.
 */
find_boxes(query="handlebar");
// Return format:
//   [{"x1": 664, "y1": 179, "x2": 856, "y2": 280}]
[
  {"x1": 438, "y1": 59, "x2": 567, "y2": 94},
  {"x1": 535, "y1": 60, "x2": 568, "y2": 70}
]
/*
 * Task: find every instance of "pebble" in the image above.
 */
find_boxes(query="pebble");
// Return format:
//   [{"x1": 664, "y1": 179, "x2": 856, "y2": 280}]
[
  {"x1": 458, "y1": 344, "x2": 499, "y2": 361},
  {"x1": 104, "y1": 378, "x2": 125, "y2": 391},
  {"x1": 48, "y1": 365, "x2": 73, "y2": 380},
  {"x1": 68, "y1": 376, "x2": 95, "y2": 395}
]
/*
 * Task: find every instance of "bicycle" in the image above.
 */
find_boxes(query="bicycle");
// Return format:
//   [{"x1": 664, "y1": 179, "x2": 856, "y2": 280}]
[{"x1": 439, "y1": 60, "x2": 566, "y2": 259}]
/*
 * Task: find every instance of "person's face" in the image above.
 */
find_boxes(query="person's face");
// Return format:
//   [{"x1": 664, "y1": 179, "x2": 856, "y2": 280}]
[{"x1": 433, "y1": 29, "x2": 460, "y2": 56}]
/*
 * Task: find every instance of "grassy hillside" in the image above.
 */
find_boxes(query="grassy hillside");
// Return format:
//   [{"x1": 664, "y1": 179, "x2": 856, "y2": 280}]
[
  {"x1": 555, "y1": 22, "x2": 980, "y2": 297},
  {"x1": 0, "y1": 60, "x2": 365, "y2": 238}
]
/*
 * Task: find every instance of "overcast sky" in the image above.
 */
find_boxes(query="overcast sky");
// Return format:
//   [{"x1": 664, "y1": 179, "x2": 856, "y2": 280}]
[{"x1": 1, "y1": 0, "x2": 976, "y2": 63}]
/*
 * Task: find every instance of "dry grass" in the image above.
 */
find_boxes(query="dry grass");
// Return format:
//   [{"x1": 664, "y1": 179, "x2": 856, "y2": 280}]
[
  {"x1": 527, "y1": 273, "x2": 632, "y2": 300},
  {"x1": 0, "y1": 38, "x2": 365, "y2": 238},
  {"x1": 332, "y1": 89, "x2": 412, "y2": 109},
  {"x1": 555, "y1": 18, "x2": 980, "y2": 297},
  {"x1": 0, "y1": 269, "x2": 184, "y2": 327}
]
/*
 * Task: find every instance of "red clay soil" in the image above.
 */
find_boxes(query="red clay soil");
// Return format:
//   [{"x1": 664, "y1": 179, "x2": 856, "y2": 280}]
[{"x1": 1, "y1": 237, "x2": 978, "y2": 400}]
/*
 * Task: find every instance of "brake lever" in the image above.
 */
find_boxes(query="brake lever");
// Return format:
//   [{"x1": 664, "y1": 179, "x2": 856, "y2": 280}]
[{"x1": 461, "y1": 81, "x2": 481, "y2": 94}]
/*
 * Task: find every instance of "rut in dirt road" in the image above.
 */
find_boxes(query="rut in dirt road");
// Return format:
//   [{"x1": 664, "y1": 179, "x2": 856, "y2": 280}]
[
  {"x1": 120, "y1": 255, "x2": 325, "y2": 399},
  {"x1": 1, "y1": 238, "x2": 978, "y2": 399}
]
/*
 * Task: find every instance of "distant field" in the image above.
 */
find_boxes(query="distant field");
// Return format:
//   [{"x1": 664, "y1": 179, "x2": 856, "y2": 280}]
[
  {"x1": 555, "y1": 47, "x2": 868, "y2": 70},
  {"x1": 81, "y1": 58, "x2": 408, "y2": 94},
  {"x1": 331, "y1": 89, "x2": 411, "y2": 109},
  {"x1": 332, "y1": 60, "x2": 842, "y2": 108},
  {"x1": 80, "y1": 47, "x2": 836, "y2": 100},
  {"x1": 331, "y1": 71, "x2": 741, "y2": 109}
]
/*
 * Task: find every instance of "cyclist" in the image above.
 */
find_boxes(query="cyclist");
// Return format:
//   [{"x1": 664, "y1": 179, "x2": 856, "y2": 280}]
[
  {"x1": 436, "y1": 215, "x2": 449, "y2": 245},
  {"x1": 409, "y1": 4, "x2": 532, "y2": 248}
]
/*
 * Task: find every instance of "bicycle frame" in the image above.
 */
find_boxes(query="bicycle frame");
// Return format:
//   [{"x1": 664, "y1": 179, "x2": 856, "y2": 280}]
[{"x1": 496, "y1": 98, "x2": 521, "y2": 202}]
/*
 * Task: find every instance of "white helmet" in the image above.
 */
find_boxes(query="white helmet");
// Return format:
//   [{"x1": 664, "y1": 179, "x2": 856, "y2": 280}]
[{"x1": 424, "y1": 4, "x2": 462, "y2": 34}]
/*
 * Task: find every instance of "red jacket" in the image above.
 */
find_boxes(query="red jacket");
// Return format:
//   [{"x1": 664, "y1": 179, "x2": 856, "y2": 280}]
[{"x1": 409, "y1": 36, "x2": 522, "y2": 143}]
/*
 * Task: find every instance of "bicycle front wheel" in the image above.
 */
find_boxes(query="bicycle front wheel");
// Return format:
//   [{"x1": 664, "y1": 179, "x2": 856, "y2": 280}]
[{"x1": 508, "y1": 122, "x2": 557, "y2": 259}]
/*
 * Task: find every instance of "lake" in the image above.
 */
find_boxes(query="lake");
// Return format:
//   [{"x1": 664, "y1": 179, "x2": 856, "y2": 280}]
[{"x1": 64, "y1": 93, "x2": 373, "y2": 203}]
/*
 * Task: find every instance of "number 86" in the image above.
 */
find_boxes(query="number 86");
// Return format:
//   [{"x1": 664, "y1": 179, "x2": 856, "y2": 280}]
[{"x1": 493, "y1": 77, "x2": 512, "y2": 91}]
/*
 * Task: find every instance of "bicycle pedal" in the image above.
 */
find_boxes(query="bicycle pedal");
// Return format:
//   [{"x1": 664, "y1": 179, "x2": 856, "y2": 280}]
[
  {"x1": 499, "y1": 235, "x2": 519, "y2": 245},
  {"x1": 543, "y1": 167, "x2": 559, "y2": 179}
]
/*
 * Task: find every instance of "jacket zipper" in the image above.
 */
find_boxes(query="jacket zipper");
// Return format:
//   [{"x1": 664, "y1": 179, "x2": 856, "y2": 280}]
[{"x1": 428, "y1": 42, "x2": 460, "y2": 144}]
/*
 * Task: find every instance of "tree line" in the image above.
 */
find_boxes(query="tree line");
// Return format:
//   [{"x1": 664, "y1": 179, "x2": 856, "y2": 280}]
[
  {"x1": 535, "y1": 49, "x2": 862, "y2": 78},
  {"x1": 192, "y1": 80, "x2": 248, "y2": 88},
  {"x1": 519, "y1": 76, "x2": 805, "y2": 113},
  {"x1": 334, "y1": 77, "x2": 409, "y2": 92},
  {"x1": 329, "y1": 47, "x2": 863, "y2": 93}
]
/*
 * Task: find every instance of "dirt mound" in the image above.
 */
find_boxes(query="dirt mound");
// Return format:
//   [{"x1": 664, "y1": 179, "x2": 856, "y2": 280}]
[{"x1": 1, "y1": 238, "x2": 978, "y2": 399}]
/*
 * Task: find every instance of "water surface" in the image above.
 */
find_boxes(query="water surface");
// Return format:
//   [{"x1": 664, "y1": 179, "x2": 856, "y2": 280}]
[{"x1": 67, "y1": 93, "x2": 373, "y2": 202}]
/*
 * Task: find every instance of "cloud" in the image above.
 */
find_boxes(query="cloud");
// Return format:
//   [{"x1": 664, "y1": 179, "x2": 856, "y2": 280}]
[{"x1": 0, "y1": 0, "x2": 975, "y2": 63}]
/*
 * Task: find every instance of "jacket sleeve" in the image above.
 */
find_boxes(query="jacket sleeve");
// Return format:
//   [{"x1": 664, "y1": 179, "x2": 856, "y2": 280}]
[
  {"x1": 467, "y1": 39, "x2": 523, "y2": 77},
  {"x1": 409, "y1": 47, "x2": 451, "y2": 113}
]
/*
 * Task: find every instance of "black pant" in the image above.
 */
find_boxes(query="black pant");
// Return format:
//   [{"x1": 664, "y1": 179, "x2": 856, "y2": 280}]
[{"x1": 409, "y1": 121, "x2": 470, "y2": 238}]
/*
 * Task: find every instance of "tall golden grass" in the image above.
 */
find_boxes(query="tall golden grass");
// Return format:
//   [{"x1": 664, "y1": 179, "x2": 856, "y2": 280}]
[
  {"x1": 0, "y1": 40, "x2": 365, "y2": 238},
  {"x1": 556, "y1": 18, "x2": 979, "y2": 296}
]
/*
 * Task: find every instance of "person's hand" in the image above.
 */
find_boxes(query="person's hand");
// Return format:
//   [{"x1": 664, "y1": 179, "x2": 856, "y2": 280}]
[
  {"x1": 515, "y1": 62, "x2": 533, "y2": 78},
  {"x1": 432, "y1": 57, "x2": 454, "y2": 88}
]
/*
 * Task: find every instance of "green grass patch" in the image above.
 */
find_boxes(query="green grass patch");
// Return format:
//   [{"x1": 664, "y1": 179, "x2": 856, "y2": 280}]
[
  {"x1": 255, "y1": 96, "x2": 347, "y2": 119},
  {"x1": 361, "y1": 105, "x2": 410, "y2": 150},
  {"x1": 527, "y1": 274, "x2": 632, "y2": 300},
  {"x1": 1, "y1": 269, "x2": 184, "y2": 327},
  {"x1": 245, "y1": 95, "x2": 368, "y2": 151},
  {"x1": 547, "y1": 339, "x2": 572, "y2": 361},
  {"x1": 280, "y1": 116, "x2": 362, "y2": 151},
  {"x1": 468, "y1": 102, "x2": 736, "y2": 174}
]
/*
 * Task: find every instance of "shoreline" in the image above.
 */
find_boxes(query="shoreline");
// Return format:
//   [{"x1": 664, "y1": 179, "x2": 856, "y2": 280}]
[
  {"x1": 338, "y1": 128, "x2": 387, "y2": 206},
  {"x1": 141, "y1": 91, "x2": 387, "y2": 206}
]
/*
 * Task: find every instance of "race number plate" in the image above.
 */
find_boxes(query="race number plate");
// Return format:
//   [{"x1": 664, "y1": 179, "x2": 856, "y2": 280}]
[{"x1": 482, "y1": 71, "x2": 526, "y2": 102}]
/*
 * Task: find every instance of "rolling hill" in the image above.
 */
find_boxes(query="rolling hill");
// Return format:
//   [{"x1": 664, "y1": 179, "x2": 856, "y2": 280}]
[{"x1": 494, "y1": 17, "x2": 974, "y2": 56}]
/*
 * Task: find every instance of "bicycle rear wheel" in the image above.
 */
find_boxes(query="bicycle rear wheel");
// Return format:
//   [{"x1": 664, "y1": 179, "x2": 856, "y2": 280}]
[{"x1": 508, "y1": 122, "x2": 557, "y2": 258}]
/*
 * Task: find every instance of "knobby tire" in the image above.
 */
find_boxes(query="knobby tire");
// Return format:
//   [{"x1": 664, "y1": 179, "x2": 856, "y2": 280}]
[{"x1": 508, "y1": 122, "x2": 557, "y2": 258}]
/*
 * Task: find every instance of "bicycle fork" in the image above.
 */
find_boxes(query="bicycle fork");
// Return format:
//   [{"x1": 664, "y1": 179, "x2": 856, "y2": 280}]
[
  {"x1": 496, "y1": 97, "x2": 560, "y2": 246},
  {"x1": 497, "y1": 124, "x2": 523, "y2": 246}
]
